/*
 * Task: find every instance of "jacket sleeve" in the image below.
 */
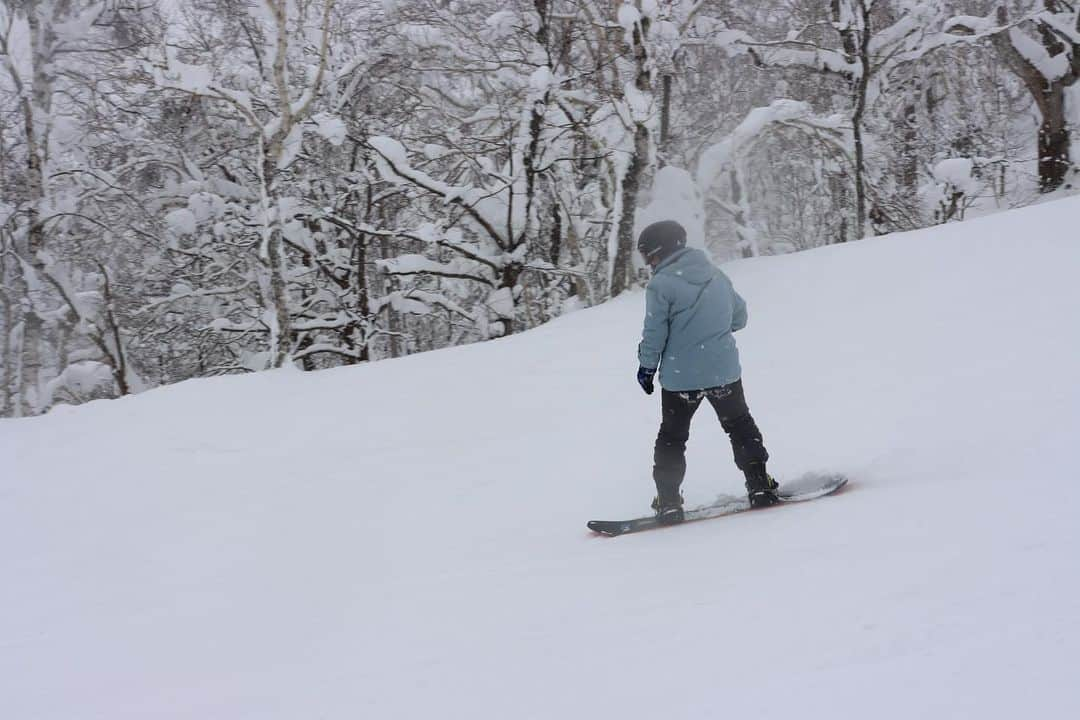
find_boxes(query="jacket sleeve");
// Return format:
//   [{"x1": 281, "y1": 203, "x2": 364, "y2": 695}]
[
  {"x1": 637, "y1": 282, "x2": 671, "y2": 370},
  {"x1": 731, "y1": 288, "x2": 748, "y2": 332}
]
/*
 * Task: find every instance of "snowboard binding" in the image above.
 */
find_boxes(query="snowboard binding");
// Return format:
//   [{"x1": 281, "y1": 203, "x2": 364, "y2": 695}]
[
  {"x1": 651, "y1": 493, "x2": 685, "y2": 525},
  {"x1": 744, "y1": 465, "x2": 780, "y2": 509}
]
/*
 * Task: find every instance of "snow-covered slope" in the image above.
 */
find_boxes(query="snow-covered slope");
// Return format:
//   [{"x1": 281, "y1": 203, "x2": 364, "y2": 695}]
[{"x1": 3, "y1": 199, "x2": 1079, "y2": 719}]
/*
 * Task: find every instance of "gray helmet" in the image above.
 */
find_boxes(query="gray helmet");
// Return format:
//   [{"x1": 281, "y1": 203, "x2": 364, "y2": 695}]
[{"x1": 637, "y1": 220, "x2": 687, "y2": 262}]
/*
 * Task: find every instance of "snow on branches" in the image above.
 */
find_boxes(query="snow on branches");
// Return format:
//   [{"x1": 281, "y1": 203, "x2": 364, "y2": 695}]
[
  {"x1": 698, "y1": 100, "x2": 850, "y2": 256},
  {"x1": 3, "y1": 0, "x2": 1076, "y2": 416}
]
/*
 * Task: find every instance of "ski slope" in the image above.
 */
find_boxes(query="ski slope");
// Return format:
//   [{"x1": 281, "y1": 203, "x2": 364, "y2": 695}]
[{"x1": 3, "y1": 198, "x2": 1079, "y2": 719}]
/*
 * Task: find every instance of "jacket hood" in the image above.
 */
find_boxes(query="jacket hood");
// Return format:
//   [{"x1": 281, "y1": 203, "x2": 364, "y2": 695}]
[{"x1": 654, "y1": 247, "x2": 715, "y2": 286}]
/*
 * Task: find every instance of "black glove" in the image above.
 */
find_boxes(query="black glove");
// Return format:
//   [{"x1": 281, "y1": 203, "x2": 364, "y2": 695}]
[{"x1": 637, "y1": 366, "x2": 656, "y2": 395}]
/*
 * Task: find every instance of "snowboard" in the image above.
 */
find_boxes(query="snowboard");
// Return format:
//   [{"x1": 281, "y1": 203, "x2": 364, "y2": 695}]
[{"x1": 587, "y1": 472, "x2": 848, "y2": 537}]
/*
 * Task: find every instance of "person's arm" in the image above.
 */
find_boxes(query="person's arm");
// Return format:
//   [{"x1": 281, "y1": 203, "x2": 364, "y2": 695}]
[
  {"x1": 637, "y1": 282, "x2": 671, "y2": 370},
  {"x1": 731, "y1": 288, "x2": 748, "y2": 332}
]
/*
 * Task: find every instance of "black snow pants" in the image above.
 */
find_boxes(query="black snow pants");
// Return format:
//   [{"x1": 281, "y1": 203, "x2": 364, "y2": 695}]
[{"x1": 653, "y1": 379, "x2": 768, "y2": 501}]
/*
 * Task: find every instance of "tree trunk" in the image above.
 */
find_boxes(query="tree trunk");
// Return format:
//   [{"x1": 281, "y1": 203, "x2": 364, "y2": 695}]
[
  {"x1": 20, "y1": 311, "x2": 42, "y2": 415},
  {"x1": 379, "y1": 234, "x2": 402, "y2": 359},
  {"x1": 901, "y1": 76, "x2": 921, "y2": 206},
  {"x1": 1037, "y1": 84, "x2": 1070, "y2": 192},
  {"x1": 831, "y1": 0, "x2": 871, "y2": 240},
  {"x1": 851, "y1": 1, "x2": 872, "y2": 238},
  {"x1": 610, "y1": 15, "x2": 653, "y2": 297},
  {"x1": 0, "y1": 102, "x2": 8, "y2": 416},
  {"x1": 495, "y1": 262, "x2": 524, "y2": 337},
  {"x1": 659, "y1": 74, "x2": 673, "y2": 160},
  {"x1": 611, "y1": 123, "x2": 649, "y2": 296},
  {"x1": 98, "y1": 264, "x2": 131, "y2": 396},
  {"x1": 262, "y1": 0, "x2": 294, "y2": 369},
  {"x1": 260, "y1": 0, "x2": 335, "y2": 369},
  {"x1": 262, "y1": 149, "x2": 294, "y2": 369},
  {"x1": 729, "y1": 168, "x2": 756, "y2": 258},
  {"x1": 988, "y1": 7, "x2": 1076, "y2": 193},
  {"x1": 18, "y1": 4, "x2": 55, "y2": 415},
  {"x1": 851, "y1": 106, "x2": 867, "y2": 239},
  {"x1": 352, "y1": 233, "x2": 370, "y2": 362},
  {"x1": 0, "y1": 250, "x2": 11, "y2": 417}
]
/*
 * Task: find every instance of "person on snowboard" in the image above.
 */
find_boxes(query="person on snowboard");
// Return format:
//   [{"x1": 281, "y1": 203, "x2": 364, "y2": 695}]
[{"x1": 636, "y1": 220, "x2": 778, "y2": 525}]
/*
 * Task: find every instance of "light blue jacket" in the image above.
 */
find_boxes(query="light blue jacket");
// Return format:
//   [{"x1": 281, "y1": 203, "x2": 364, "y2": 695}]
[{"x1": 637, "y1": 248, "x2": 747, "y2": 392}]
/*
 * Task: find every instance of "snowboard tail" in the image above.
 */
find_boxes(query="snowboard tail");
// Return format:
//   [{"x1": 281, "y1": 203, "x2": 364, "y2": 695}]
[{"x1": 587, "y1": 472, "x2": 848, "y2": 537}]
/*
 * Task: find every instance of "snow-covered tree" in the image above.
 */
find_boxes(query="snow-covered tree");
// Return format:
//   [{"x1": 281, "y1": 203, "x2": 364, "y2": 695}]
[
  {"x1": 1, "y1": 0, "x2": 148, "y2": 414},
  {"x1": 152, "y1": 0, "x2": 339, "y2": 369},
  {"x1": 1, "y1": 0, "x2": 1077, "y2": 417},
  {"x1": 947, "y1": 2, "x2": 1080, "y2": 193},
  {"x1": 697, "y1": 100, "x2": 851, "y2": 257}
]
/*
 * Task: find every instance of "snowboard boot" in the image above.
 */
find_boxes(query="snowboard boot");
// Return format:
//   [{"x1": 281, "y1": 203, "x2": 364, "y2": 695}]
[
  {"x1": 651, "y1": 492, "x2": 685, "y2": 525},
  {"x1": 744, "y1": 464, "x2": 779, "y2": 509}
]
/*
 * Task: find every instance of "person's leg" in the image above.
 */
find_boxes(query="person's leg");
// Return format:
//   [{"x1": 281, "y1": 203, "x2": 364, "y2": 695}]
[
  {"x1": 653, "y1": 389, "x2": 704, "y2": 510},
  {"x1": 705, "y1": 380, "x2": 776, "y2": 504},
  {"x1": 705, "y1": 380, "x2": 768, "y2": 469}
]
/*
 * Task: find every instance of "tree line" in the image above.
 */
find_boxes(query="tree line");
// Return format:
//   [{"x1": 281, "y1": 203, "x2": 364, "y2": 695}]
[{"x1": 1, "y1": 0, "x2": 1076, "y2": 416}]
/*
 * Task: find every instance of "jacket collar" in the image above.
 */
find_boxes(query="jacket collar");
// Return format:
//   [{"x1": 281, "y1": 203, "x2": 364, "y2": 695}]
[{"x1": 654, "y1": 247, "x2": 692, "y2": 273}]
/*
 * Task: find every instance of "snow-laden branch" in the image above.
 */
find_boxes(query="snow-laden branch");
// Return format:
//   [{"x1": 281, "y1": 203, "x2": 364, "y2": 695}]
[
  {"x1": 942, "y1": 9, "x2": 1048, "y2": 41},
  {"x1": 291, "y1": 343, "x2": 363, "y2": 362},
  {"x1": 155, "y1": 1, "x2": 339, "y2": 144},
  {"x1": 367, "y1": 135, "x2": 508, "y2": 251},
  {"x1": 376, "y1": 254, "x2": 495, "y2": 287},
  {"x1": 1005, "y1": 26, "x2": 1071, "y2": 82},
  {"x1": 313, "y1": 213, "x2": 501, "y2": 274},
  {"x1": 371, "y1": 290, "x2": 477, "y2": 322},
  {"x1": 697, "y1": 100, "x2": 848, "y2": 191}
]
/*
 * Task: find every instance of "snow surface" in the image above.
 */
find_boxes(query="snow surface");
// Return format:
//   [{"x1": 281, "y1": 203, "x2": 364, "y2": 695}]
[{"x1": 3, "y1": 199, "x2": 1080, "y2": 718}]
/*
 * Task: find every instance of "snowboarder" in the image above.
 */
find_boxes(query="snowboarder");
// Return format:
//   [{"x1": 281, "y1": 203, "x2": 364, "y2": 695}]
[{"x1": 636, "y1": 220, "x2": 778, "y2": 525}]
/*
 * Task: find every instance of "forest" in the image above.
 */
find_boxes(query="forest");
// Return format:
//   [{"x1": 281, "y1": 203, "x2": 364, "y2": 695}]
[{"x1": 2, "y1": 0, "x2": 1077, "y2": 417}]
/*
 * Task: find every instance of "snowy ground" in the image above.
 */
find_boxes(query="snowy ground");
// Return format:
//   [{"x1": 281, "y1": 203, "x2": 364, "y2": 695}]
[{"x1": 3, "y1": 198, "x2": 1079, "y2": 719}]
